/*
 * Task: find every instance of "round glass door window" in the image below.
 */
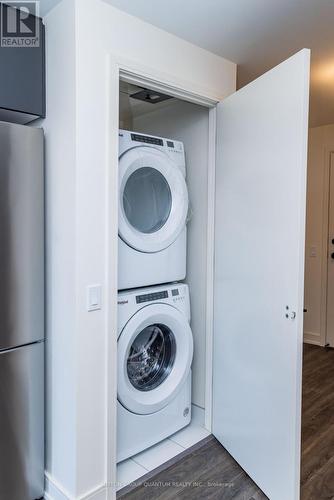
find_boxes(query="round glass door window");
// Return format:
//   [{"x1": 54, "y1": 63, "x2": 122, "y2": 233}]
[
  {"x1": 127, "y1": 324, "x2": 176, "y2": 391},
  {"x1": 123, "y1": 167, "x2": 172, "y2": 234}
]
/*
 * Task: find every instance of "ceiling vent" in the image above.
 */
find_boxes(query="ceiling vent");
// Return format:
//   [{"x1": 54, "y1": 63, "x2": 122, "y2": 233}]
[{"x1": 130, "y1": 88, "x2": 172, "y2": 104}]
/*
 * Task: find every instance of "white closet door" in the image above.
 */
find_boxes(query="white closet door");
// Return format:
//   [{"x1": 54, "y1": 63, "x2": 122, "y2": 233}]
[{"x1": 212, "y1": 49, "x2": 310, "y2": 500}]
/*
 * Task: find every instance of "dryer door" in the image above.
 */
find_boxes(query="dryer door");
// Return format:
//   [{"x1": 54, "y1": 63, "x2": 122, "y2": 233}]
[
  {"x1": 119, "y1": 147, "x2": 188, "y2": 253},
  {"x1": 118, "y1": 303, "x2": 193, "y2": 415}
]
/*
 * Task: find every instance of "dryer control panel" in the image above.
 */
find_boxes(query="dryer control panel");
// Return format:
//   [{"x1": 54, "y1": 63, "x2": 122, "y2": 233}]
[
  {"x1": 119, "y1": 129, "x2": 186, "y2": 175},
  {"x1": 120, "y1": 129, "x2": 184, "y2": 153},
  {"x1": 131, "y1": 133, "x2": 163, "y2": 146}
]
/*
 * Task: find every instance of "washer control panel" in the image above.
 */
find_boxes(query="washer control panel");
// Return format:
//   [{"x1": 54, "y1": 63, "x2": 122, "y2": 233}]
[
  {"x1": 135, "y1": 287, "x2": 185, "y2": 304},
  {"x1": 172, "y1": 287, "x2": 185, "y2": 304},
  {"x1": 118, "y1": 283, "x2": 190, "y2": 327},
  {"x1": 136, "y1": 290, "x2": 168, "y2": 304}
]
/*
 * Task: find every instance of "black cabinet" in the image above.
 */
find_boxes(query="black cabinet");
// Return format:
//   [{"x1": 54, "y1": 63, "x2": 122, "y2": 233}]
[{"x1": 0, "y1": 4, "x2": 45, "y2": 123}]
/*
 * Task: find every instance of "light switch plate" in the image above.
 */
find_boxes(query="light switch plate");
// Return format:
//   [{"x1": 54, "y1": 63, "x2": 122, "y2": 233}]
[{"x1": 87, "y1": 284, "x2": 102, "y2": 311}]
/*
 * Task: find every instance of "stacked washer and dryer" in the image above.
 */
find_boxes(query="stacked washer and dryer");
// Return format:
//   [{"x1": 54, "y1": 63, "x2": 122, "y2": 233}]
[{"x1": 117, "y1": 129, "x2": 194, "y2": 462}]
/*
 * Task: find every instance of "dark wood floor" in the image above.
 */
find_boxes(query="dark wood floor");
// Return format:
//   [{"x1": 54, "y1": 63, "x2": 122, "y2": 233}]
[
  {"x1": 118, "y1": 437, "x2": 267, "y2": 499},
  {"x1": 118, "y1": 343, "x2": 334, "y2": 499},
  {"x1": 301, "y1": 343, "x2": 334, "y2": 499}
]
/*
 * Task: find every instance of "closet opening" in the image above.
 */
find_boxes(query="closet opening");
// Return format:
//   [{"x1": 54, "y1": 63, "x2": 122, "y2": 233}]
[{"x1": 116, "y1": 77, "x2": 214, "y2": 494}]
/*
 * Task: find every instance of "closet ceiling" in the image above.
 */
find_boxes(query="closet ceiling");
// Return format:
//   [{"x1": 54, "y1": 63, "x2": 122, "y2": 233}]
[
  {"x1": 104, "y1": 0, "x2": 334, "y2": 128},
  {"x1": 119, "y1": 81, "x2": 175, "y2": 122}
]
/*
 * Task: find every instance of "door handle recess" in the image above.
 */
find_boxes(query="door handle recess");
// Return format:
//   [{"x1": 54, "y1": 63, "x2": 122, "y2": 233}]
[{"x1": 285, "y1": 306, "x2": 296, "y2": 320}]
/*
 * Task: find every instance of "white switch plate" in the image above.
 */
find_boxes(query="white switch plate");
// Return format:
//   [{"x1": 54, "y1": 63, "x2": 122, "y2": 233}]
[{"x1": 87, "y1": 284, "x2": 102, "y2": 311}]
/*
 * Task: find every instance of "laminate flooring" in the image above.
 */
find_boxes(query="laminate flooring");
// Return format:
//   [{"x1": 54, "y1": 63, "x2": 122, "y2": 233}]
[
  {"x1": 118, "y1": 437, "x2": 267, "y2": 499},
  {"x1": 301, "y1": 343, "x2": 334, "y2": 499},
  {"x1": 118, "y1": 343, "x2": 334, "y2": 499}
]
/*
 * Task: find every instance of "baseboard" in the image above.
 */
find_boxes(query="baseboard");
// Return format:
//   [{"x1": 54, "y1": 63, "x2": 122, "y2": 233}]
[
  {"x1": 304, "y1": 331, "x2": 321, "y2": 346},
  {"x1": 45, "y1": 473, "x2": 71, "y2": 500},
  {"x1": 45, "y1": 472, "x2": 108, "y2": 500},
  {"x1": 80, "y1": 485, "x2": 107, "y2": 500}
]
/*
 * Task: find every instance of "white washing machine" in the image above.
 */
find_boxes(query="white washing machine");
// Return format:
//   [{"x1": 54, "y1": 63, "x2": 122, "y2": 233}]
[
  {"x1": 117, "y1": 283, "x2": 193, "y2": 463},
  {"x1": 118, "y1": 130, "x2": 188, "y2": 290}
]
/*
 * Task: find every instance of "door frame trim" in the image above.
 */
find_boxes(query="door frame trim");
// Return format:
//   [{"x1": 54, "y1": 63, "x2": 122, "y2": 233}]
[
  {"x1": 107, "y1": 55, "x2": 219, "y2": 499},
  {"x1": 304, "y1": 150, "x2": 334, "y2": 347},
  {"x1": 322, "y1": 151, "x2": 334, "y2": 346},
  {"x1": 119, "y1": 68, "x2": 219, "y2": 108}
]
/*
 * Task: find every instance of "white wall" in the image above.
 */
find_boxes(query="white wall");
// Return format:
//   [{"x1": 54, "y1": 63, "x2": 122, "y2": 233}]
[
  {"x1": 304, "y1": 124, "x2": 334, "y2": 345},
  {"x1": 43, "y1": 1, "x2": 77, "y2": 498},
  {"x1": 133, "y1": 100, "x2": 210, "y2": 410},
  {"x1": 45, "y1": 0, "x2": 236, "y2": 497}
]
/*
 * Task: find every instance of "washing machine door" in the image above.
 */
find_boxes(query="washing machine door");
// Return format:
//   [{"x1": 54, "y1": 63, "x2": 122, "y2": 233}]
[
  {"x1": 118, "y1": 303, "x2": 193, "y2": 415},
  {"x1": 119, "y1": 147, "x2": 188, "y2": 253}
]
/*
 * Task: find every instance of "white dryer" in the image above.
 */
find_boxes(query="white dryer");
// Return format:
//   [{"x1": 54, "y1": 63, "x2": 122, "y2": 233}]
[
  {"x1": 118, "y1": 130, "x2": 188, "y2": 290},
  {"x1": 117, "y1": 283, "x2": 193, "y2": 463}
]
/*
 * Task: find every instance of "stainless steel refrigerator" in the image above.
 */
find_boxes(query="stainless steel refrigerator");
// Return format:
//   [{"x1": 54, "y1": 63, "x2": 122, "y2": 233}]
[{"x1": 0, "y1": 122, "x2": 44, "y2": 500}]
